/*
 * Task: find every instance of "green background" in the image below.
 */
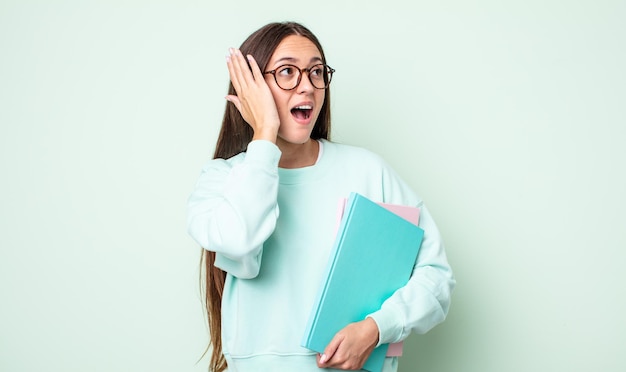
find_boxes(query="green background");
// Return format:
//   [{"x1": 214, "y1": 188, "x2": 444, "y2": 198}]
[{"x1": 1, "y1": 1, "x2": 624, "y2": 371}]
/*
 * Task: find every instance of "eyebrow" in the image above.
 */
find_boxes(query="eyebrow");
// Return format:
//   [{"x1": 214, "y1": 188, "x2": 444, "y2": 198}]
[{"x1": 273, "y1": 56, "x2": 323, "y2": 65}]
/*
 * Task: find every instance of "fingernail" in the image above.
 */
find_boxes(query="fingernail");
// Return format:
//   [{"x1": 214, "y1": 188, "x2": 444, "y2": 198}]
[
  {"x1": 320, "y1": 354, "x2": 327, "y2": 363},
  {"x1": 229, "y1": 48, "x2": 234, "y2": 55},
  {"x1": 226, "y1": 55, "x2": 231, "y2": 63}
]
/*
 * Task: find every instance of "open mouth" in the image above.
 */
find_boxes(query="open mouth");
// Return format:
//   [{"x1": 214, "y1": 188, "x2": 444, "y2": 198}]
[{"x1": 291, "y1": 105, "x2": 313, "y2": 121}]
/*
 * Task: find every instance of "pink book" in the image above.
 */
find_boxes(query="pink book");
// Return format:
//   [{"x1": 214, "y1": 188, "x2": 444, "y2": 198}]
[{"x1": 335, "y1": 198, "x2": 421, "y2": 357}]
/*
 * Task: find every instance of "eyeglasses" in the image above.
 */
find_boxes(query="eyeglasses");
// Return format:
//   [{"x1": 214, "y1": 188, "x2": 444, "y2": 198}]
[{"x1": 264, "y1": 64, "x2": 335, "y2": 90}]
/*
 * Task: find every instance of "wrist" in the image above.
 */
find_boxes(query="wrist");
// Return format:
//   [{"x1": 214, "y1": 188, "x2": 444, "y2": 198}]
[
  {"x1": 252, "y1": 126, "x2": 278, "y2": 143},
  {"x1": 364, "y1": 317, "x2": 380, "y2": 347}
]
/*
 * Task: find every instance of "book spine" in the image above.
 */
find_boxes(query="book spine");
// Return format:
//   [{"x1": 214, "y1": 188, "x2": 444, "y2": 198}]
[{"x1": 301, "y1": 193, "x2": 358, "y2": 348}]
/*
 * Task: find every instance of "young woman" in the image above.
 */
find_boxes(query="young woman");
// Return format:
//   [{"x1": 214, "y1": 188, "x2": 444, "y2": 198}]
[{"x1": 187, "y1": 21, "x2": 455, "y2": 372}]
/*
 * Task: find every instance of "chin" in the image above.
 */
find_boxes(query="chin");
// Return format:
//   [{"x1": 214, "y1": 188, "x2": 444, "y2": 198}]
[
  {"x1": 277, "y1": 126, "x2": 315, "y2": 143},
  {"x1": 279, "y1": 137, "x2": 312, "y2": 146},
  {"x1": 277, "y1": 132, "x2": 314, "y2": 146}
]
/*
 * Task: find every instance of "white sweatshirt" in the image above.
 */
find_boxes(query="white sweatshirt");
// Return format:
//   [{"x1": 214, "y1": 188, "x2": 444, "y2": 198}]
[{"x1": 187, "y1": 139, "x2": 455, "y2": 372}]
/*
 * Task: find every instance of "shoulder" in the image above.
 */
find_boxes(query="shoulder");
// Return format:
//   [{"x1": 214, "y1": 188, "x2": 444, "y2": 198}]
[
  {"x1": 198, "y1": 151, "x2": 245, "y2": 175},
  {"x1": 199, "y1": 140, "x2": 280, "y2": 175},
  {"x1": 321, "y1": 140, "x2": 422, "y2": 206}
]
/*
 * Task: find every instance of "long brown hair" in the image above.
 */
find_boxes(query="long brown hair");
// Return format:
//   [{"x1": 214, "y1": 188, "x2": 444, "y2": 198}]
[{"x1": 200, "y1": 21, "x2": 332, "y2": 372}]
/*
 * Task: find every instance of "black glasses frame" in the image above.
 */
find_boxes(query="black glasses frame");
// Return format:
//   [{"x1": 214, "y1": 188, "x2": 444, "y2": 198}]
[{"x1": 264, "y1": 63, "x2": 335, "y2": 90}]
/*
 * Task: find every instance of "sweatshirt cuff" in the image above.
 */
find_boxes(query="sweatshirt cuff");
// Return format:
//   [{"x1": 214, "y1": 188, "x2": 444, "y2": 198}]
[
  {"x1": 245, "y1": 140, "x2": 281, "y2": 167},
  {"x1": 367, "y1": 304, "x2": 404, "y2": 347}
]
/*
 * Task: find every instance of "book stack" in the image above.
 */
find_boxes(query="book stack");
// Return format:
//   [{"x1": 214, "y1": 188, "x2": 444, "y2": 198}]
[{"x1": 301, "y1": 192, "x2": 424, "y2": 372}]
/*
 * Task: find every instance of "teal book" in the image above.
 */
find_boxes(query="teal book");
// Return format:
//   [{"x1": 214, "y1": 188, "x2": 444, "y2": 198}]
[{"x1": 301, "y1": 192, "x2": 425, "y2": 372}]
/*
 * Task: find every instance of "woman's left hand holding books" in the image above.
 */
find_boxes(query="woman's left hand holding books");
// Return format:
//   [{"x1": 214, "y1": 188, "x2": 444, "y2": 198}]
[{"x1": 316, "y1": 317, "x2": 380, "y2": 370}]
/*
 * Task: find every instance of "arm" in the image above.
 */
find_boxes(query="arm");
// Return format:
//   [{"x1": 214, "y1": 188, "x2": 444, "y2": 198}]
[
  {"x1": 187, "y1": 140, "x2": 281, "y2": 279},
  {"x1": 366, "y1": 157, "x2": 456, "y2": 343},
  {"x1": 368, "y1": 204, "x2": 455, "y2": 344},
  {"x1": 187, "y1": 48, "x2": 283, "y2": 278}
]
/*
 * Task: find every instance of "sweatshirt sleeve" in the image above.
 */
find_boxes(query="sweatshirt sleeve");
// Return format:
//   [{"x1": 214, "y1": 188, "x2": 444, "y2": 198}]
[
  {"x1": 186, "y1": 140, "x2": 281, "y2": 279},
  {"x1": 367, "y1": 204, "x2": 455, "y2": 345}
]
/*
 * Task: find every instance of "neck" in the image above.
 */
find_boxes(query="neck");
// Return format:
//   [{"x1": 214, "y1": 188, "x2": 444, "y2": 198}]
[{"x1": 277, "y1": 138, "x2": 319, "y2": 169}]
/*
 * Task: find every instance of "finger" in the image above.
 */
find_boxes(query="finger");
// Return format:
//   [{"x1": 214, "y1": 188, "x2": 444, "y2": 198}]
[
  {"x1": 317, "y1": 352, "x2": 327, "y2": 366},
  {"x1": 247, "y1": 54, "x2": 265, "y2": 82},
  {"x1": 227, "y1": 48, "x2": 246, "y2": 93},
  {"x1": 321, "y1": 336, "x2": 342, "y2": 365},
  {"x1": 225, "y1": 95, "x2": 241, "y2": 111},
  {"x1": 226, "y1": 52, "x2": 243, "y2": 94},
  {"x1": 230, "y1": 48, "x2": 251, "y2": 89}
]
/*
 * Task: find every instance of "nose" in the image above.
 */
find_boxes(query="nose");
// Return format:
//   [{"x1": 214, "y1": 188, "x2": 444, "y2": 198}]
[{"x1": 296, "y1": 71, "x2": 315, "y2": 93}]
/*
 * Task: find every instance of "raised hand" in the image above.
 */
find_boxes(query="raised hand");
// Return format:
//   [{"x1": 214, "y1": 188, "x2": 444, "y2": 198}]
[
  {"x1": 316, "y1": 318, "x2": 380, "y2": 370},
  {"x1": 225, "y1": 48, "x2": 280, "y2": 143}
]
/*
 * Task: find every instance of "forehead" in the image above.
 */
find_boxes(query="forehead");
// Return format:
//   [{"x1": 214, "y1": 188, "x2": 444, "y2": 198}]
[{"x1": 269, "y1": 35, "x2": 322, "y2": 65}]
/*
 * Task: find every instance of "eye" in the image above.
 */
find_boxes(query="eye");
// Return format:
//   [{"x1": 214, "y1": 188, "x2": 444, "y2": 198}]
[
  {"x1": 310, "y1": 65, "x2": 324, "y2": 77},
  {"x1": 277, "y1": 65, "x2": 297, "y2": 77}
]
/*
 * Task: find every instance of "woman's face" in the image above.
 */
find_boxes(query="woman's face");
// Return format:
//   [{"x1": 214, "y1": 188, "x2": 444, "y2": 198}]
[{"x1": 264, "y1": 35, "x2": 326, "y2": 145}]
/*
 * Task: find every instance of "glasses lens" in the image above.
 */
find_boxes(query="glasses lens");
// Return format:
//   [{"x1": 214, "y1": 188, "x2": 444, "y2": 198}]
[
  {"x1": 275, "y1": 65, "x2": 300, "y2": 90},
  {"x1": 309, "y1": 64, "x2": 331, "y2": 89}
]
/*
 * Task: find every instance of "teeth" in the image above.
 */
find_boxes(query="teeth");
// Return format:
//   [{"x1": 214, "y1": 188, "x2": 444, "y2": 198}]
[{"x1": 294, "y1": 105, "x2": 312, "y2": 110}]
